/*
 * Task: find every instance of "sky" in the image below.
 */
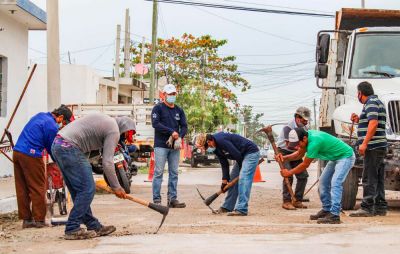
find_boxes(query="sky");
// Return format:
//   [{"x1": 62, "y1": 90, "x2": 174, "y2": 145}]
[{"x1": 28, "y1": 0, "x2": 400, "y2": 126}]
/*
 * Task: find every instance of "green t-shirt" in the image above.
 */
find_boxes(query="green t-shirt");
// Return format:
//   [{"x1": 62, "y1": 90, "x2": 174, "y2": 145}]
[{"x1": 306, "y1": 130, "x2": 353, "y2": 161}]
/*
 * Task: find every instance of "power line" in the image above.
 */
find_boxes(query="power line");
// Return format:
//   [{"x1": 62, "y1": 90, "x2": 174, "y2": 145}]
[
  {"x1": 146, "y1": 0, "x2": 335, "y2": 18},
  {"x1": 220, "y1": 50, "x2": 313, "y2": 57}
]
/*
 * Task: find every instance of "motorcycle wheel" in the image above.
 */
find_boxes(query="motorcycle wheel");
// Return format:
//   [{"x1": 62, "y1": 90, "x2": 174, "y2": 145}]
[{"x1": 116, "y1": 167, "x2": 131, "y2": 194}]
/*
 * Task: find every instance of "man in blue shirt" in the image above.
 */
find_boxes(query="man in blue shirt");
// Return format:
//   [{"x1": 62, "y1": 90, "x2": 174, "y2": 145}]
[
  {"x1": 196, "y1": 132, "x2": 260, "y2": 216},
  {"x1": 151, "y1": 84, "x2": 187, "y2": 208},
  {"x1": 13, "y1": 105, "x2": 73, "y2": 229},
  {"x1": 350, "y1": 81, "x2": 388, "y2": 217}
]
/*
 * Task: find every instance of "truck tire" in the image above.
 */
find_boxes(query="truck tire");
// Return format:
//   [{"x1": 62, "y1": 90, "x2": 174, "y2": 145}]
[
  {"x1": 190, "y1": 157, "x2": 198, "y2": 168},
  {"x1": 341, "y1": 167, "x2": 358, "y2": 210}
]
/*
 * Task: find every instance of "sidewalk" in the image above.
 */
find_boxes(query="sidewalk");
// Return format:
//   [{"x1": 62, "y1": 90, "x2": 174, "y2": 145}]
[{"x1": 0, "y1": 177, "x2": 17, "y2": 214}]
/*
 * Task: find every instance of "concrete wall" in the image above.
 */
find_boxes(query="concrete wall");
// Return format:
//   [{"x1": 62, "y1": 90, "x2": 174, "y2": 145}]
[{"x1": 0, "y1": 13, "x2": 30, "y2": 177}]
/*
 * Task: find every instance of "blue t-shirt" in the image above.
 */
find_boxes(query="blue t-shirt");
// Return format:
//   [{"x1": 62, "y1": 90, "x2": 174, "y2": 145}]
[
  {"x1": 14, "y1": 112, "x2": 59, "y2": 158},
  {"x1": 151, "y1": 103, "x2": 187, "y2": 148},
  {"x1": 213, "y1": 132, "x2": 259, "y2": 180}
]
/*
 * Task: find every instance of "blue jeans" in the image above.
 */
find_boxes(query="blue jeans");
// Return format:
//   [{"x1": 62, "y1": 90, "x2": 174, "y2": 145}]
[
  {"x1": 319, "y1": 153, "x2": 355, "y2": 216},
  {"x1": 152, "y1": 147, "x2": 180, "y2": 202},
  {"x1": 221, "y1": 151, "x2": 260, "y2": 214},
  {"x1": 52, "y1": 137, "x2": 102, "y2": 234}
]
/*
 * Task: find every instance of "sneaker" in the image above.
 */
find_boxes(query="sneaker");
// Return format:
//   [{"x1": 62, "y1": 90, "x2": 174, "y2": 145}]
[
  {"x1": 282, "y1": 202, "x2": 296, "y2": 210},
  {"x1": 310, "y1": 209, "x2": 330, "y2": 220},
  {"x1": 92, "y1": 225, "x2": 116, "y2": 237},
  {"x1": 168, "y1": 199, "x2": 186, "y2": 208},
  {"x1": 300, "y1": 198, "x2": 310, "y2": 203},
  {"x1": 349, "y1": 208, "x2": 374, "y2": 217},
  {"x1": 374, "y1": 210, "x2": 387, "y2": 216},
  {"x1": 317, "y1": 213, "x2": 341, "y2": 224},
  {"x1": 34, "y1": 221, "x2": 49, "y2": 228},
  {"x1": 216, "y1": 207, "x2": 230, "y2": 214},
  {"x1": 292, "y1": 201, "x2": 308, "y2": 209},
  {"x1": 22, "y1": 219, "x2": 36, "y2": 229},
  {"x1": 65, "y1": 228, "x2": 97, "y2": 240},
  {"x1": 227, "y1": 210, "x2": 247, "y2": 216}
]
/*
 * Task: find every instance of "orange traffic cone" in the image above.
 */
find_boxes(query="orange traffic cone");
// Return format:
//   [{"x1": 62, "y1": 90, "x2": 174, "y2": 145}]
[
  {"x1": 144, "y1": 152, "x2": 155, "y2": 182},
  {"x1": 253, "y1": 164, "x2": 265, "y2": 182}
]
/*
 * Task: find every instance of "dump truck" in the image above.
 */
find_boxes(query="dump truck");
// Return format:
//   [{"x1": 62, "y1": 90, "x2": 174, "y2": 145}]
[{"x1": 315, "y1": 8, "x2": 400, "y2": 209}]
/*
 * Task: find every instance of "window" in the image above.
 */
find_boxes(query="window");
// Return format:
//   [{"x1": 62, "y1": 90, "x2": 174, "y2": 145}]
[{"x1": 0, "y1": 56, "x2": 7, "y2": 117}]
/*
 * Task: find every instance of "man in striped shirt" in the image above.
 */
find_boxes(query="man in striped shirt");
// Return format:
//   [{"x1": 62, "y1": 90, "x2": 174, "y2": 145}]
[{"x1": 350, "y1": 81, "x2": 388, "y2": 217}]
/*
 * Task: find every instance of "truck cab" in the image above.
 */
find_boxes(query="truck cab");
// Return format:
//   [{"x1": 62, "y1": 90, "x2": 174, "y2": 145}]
[{"x1": 315, "y1": 8, "x2": 400, "y2": 209}]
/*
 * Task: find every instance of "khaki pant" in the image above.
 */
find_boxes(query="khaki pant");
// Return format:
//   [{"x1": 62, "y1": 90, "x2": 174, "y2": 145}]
[{"x1": 13, "y1": 151, "x2": 46, "y2": 221}]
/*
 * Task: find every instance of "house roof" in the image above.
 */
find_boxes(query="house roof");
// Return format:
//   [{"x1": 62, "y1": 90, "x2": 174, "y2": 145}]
[{"x1": 0, "y1": 0, "x2": 46, "y2": 30}]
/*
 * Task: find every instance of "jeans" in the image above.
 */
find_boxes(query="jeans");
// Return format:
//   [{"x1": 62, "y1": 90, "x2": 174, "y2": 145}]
[
  {"x1": 52, "y1": 137, "x2": 102, "y2": 234},
  {"x1": 278, "y1": 148, "x2": 309, "y2": 202},
  {"x1": 361, "y1": 149, "x2": 387, "y2": 213},
  {"x1": 221, "y1": 151, "x2": 260, "y2": 214},
  {"x1": 319, "y1": 153, "x2": 355, "y2": 216},
  {"x1": 152, "y1": 147, "x2": 180, "y2": 202}
]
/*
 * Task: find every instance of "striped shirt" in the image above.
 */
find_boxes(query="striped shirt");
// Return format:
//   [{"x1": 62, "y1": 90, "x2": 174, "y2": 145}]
[{"x1": 357, "y1": 95, "x2": 387, "y2": 150}]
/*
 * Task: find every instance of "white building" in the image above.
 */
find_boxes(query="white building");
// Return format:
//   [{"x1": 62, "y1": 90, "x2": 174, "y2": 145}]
[{"x1": 0, "y1": 0, "x2": 46, "y2": 177}]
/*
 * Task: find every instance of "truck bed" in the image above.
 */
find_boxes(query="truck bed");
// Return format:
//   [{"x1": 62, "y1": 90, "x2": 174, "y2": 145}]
[{"x1": 336, "y1": 8, "x2": 400, "y2": 30}]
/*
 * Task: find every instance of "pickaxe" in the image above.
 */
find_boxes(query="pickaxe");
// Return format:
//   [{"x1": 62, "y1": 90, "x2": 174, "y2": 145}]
[
  {"x1": 196, "y1": 158, "x2": 264, "y2": 213},
  {"x1": 96, "y1": 182, "x2": 169, "y2": 234},
  {"x1": 259, "y1": 125, "x2": 297, "y2": 203}
]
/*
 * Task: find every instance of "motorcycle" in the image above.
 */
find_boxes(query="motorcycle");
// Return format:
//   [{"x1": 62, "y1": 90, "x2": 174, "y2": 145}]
[{"x1": 89, "y1": 144, "x2": 137, "y2": 194}]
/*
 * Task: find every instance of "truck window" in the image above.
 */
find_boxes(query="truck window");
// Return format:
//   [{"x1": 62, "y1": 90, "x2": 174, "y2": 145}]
[{"x1": 350, "y1": 34, "x2": 400, "y2": 78}]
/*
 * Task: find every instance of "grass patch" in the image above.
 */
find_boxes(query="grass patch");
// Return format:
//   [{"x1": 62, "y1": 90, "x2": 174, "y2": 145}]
[{"x1": 138, "y1": 166, "x2": 150, "y2": 174}]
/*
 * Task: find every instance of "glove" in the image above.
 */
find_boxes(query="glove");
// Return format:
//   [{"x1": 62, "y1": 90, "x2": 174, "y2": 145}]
[
  {"x1": 166, "y1": 136, "x2": 174, "y2": 148},
  {"x1": 221, "y1": 181, "x2": 228, "y2": 192},
  {"x1": 174, "y1": 137, "x2": 182, "y2": 150}
]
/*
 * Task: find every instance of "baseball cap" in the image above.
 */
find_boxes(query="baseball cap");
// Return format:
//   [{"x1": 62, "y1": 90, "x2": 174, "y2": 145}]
[
  {"x1": 295, "y1": 106, "x2": 311, "y2": 121},
  {"x1": 163, "y1": 84, "x2": 177, "y2": 94},
  {"x1": 288, "y1": 128, "x2": 308, "y2": 148},
  {"x1": 53, "y1": 105, "x2": 73, "y2": 124}
]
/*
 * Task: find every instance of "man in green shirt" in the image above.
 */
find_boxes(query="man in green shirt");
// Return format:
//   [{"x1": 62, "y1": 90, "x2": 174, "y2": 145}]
[{"x1": 278, "y1": 128, "x2": 355, "y2": 224}]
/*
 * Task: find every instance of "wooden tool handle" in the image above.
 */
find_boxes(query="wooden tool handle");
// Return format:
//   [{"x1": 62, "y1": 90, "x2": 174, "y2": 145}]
[
  {"x1": 265, "y1": 128, "x2": 297, "y2": 203},
  {"x1": 96, "y1": 182, "x2": 149, "y2": 207}
]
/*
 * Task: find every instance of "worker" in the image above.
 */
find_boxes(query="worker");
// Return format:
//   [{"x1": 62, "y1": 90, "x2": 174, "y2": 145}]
[
  {"x1": 276, "y1": 106, "x2": 311, "y2": 210},
  {"x1": 151, "y1": 84, "x2": 187, "y2": 208},
  {"x1": 196, "y1": 132, "x2": 260, "y2": 216},
  {"x1": 13, "y1": 105, "x2": 73, "y2": 229},
  {"x1": 350, "y1": 82, "x2": 388, "y2": 217},
  {"x1": 278, "y1": 128, "x2": 355, "y2": 224},
  {"x1": 51, "y1": 113, "x2": 135, "y2": 240}
]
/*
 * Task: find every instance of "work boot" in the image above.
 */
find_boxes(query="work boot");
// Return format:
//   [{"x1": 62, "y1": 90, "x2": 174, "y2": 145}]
[
  {"x1": 292, "y1": 201, "x2": 308, "y2": 209},
  {"x1": 374, "y1": 210, "x2": 387, "y2": 216},
  {"x1": 309, "y1": 209, "x2": 330, "y2": 220},
  {"x1": 317, "y1": 213, "x2": 341, "y2": 224},
  {"x1": 22, "y1": 219, "x2": 36, "y2": 229},
  {"x1": 349, "y1": 208, "x2": 374, "y2": 217},
  {"x1": 153, "y1": 200, "x2": 161, "y2": 205},
  {"x1": 282, "y1": 202, "x2": 296, "y2": 210},
  {"x1": 65, "y1": 228, "x2": 97, "y2": 240},
  {"x1": 168, "y1": 199, "x2": 186, "y2": 208},
  {"x1": 92, "y1": 225, "x2": 116, "y2": 237},
  {"x1": 34, "y1": 221, "x2": 49, "y2": 228},
  {"x1": 227, "y1": 210, "x2": 247, "y2": 216},
  {"x1": 215, "y1": 207, "x2": 230, "y2": 214}
]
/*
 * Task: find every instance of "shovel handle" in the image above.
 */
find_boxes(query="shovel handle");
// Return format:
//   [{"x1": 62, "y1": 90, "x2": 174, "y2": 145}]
[
  {"x1": 96, "y1": 182, "x2": 149, "y2": 206},
  {"x1": 263, "y1": 127, "x2": 297, "y2": 203}
]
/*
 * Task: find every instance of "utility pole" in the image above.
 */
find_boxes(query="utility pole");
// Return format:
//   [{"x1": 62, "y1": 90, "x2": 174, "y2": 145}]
[
  {"x1": 200, "y1": 53, "x2": 207, "y2": 130},
  {"x1": 46, "y1": 0, "x2": 61, "y2": 110},
  {"x1": 67, "y1": 51, "x2": 71, "y2": 64},
  {"x1": 361, "y1": 0, "x2": 365, "y2": 8},
  {"x1": 313, "y1": 98, "x2": 317, "y2": 130},
  {"x1": 124, "y1": 9, "x2": 131, "y2": 78},
  {"x1": 114, "y1": 24, "x2": 121, "y2": 104},
  {"x1": 149, "y1": 0, "x2": 158, "y2": 104}
]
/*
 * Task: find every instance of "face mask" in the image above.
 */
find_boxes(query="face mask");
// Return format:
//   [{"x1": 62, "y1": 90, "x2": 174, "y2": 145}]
[
  {"x1": 166, "y1": 95, "x2": 176, "y2": 104},
  {"x1": 58, "y1": 122, "x2": 63, "y2": 129},
  {"x1": 207, "y1": 147, "x2": 216, "y2": 153}
]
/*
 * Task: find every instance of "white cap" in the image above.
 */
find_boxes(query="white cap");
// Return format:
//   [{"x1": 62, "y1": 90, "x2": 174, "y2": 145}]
[
  {"x1": 163, "y1": 84, "x2": 177, "y2": 94},
  {"x1": 288, "y1": 129, "x2": 299, "y2": 144}
]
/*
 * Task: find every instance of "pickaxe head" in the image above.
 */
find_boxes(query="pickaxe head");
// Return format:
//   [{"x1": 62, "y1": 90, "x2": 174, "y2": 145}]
[
  {"x1": 196, "y1": 187, "x2": 218, "y2": 214},
  {"x1": 148, "y1": 202, "x2": 169, "y2": 234}
]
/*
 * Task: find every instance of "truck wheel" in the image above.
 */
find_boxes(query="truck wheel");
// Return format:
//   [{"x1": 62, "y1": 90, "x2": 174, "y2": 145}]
[
  {"x1": 341, "y1": 167, "x2": 358, "y2": 210},
  {"x1": 190, "y1": 157, "x2": 198, "y2": 168}
]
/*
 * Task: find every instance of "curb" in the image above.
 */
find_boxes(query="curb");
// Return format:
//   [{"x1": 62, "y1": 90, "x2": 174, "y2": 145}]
[{"x1": 0, "y1": 196, "x2": 17, "y2": 214}]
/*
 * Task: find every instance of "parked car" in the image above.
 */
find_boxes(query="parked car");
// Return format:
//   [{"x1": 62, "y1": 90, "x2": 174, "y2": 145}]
[
  {"x1": 266, "y1": 144, "x2": 275, "y2": 163},
  {"x1": 189, "y1": 136, "x2": 220, "y2": 168}
]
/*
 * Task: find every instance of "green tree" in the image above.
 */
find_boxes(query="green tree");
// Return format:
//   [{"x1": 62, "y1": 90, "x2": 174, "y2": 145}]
[
  {"x1": 130, "y1": 34, "x2": 248, "y2": 136},
  {"x1": 241, "y1": 105, "x2": 266, "y2": 147}
]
